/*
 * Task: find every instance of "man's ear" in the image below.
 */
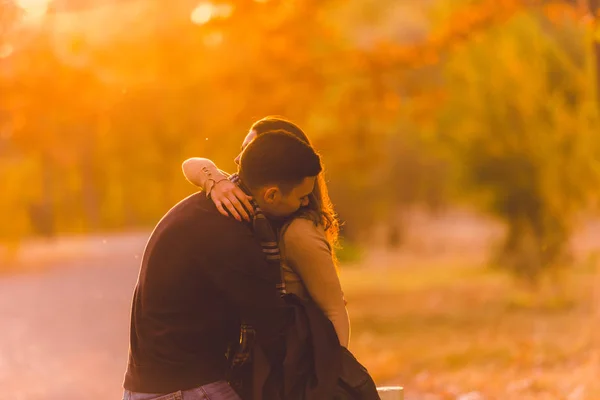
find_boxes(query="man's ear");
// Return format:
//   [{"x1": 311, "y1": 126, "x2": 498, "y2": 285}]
[{"x1": 263, "y1": 186, "x2": 281, "y2": 204}]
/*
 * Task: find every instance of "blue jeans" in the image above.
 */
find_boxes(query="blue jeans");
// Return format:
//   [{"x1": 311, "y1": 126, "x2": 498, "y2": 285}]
[{"x1": 123, "y1": 380, "x2": 241, "y2": 400}]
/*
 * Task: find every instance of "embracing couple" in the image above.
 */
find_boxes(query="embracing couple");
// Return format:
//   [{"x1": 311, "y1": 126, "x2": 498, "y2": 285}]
[{"x1": 122, "y1": 117, "x2": 379, "y2": 400}]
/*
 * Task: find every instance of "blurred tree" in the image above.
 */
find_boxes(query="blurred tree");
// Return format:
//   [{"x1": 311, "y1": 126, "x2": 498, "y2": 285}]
[
  {"x1": 0, "y1": 0, "x2": 597, "y2": 288},
  {"x1": 0, "y1": 0, "x2": 21, "y2": 38},
  {"x1": 436, "y1": 10, "x2": 599, "y2": 285},
  {"x1": 589, "y1": 0, "x2": 600, "y2": 106}
]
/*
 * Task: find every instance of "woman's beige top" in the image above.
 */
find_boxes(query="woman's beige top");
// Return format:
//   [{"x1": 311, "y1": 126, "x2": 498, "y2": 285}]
[{"x1": 182, "y1": 158, "x2": 350, "y2": 347}]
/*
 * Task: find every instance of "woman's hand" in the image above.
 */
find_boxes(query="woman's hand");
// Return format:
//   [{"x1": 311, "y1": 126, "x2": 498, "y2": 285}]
[{"x1": 210, "y1": 180, "x2": 254, "y2": 222}]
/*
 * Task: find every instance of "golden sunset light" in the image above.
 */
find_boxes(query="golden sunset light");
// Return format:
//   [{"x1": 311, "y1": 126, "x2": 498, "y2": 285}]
[
  {"x1": 16, "y1": 0, "x2": 51, "y2": 22},
  {"x1": 190, "y1": 2, "x2": 234, "y2": 26},
  {"x1": 1, "y1": 1, "x2": 600, "y2": 399}
]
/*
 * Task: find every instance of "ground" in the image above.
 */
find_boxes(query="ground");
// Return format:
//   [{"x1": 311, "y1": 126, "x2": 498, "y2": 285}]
[
  {"x1": 1, "y1": 210, "x2": 599, "y2": 399},
  {"x1": 343, "y1": 261, "x2": 597, "y2": 400},
  {"x1": 0, "y1": 239, "x2": 140, "y2": 400}
]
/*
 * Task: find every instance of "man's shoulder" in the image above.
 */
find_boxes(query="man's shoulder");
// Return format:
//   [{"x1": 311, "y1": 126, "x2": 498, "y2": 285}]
[
  {"x1": 162, "y1": 192, "x2": 217, "y2": 221},
  {"x1": 149, "y1": 193, "x2": 213, "y2": 235},
  {"x1": 172, "y1": 191, "x2": 211, "y2": 211},
  {"x1": 165, "y1": 192, "x2": 254, "y2": 235}
]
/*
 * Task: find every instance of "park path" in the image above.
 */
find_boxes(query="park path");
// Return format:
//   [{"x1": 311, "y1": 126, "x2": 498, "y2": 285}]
[
  {"x1": 0, "y1": 234, "x2": 146, "y2": 400},
  {"x1": 0, "y1": 232, "x2": 424, "y2": 400}
]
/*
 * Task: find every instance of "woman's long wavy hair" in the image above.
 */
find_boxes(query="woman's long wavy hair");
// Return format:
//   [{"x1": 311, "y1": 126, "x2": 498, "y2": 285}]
[{"x1": 250, "y1": 116, "x2": 340, "y2": 253}]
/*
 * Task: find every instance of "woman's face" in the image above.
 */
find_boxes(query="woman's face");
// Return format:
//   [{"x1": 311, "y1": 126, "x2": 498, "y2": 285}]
[{"x1": 234, "y1": 130, "x2": 258, "y2": 165}]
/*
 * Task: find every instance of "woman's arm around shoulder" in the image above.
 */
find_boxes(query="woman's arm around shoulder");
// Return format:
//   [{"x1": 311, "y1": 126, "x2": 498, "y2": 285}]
[
  {"x1": 182, "y1": 158, "x2": 253, "y2": 221},
  {"x1": 182, "y1": 157, "x2": 229, "y2": 193}
]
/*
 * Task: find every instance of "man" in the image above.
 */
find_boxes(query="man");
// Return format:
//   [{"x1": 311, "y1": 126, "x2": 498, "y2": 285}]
[{"x1": 123, "y1": 131, "x2": 323, "y2": 400}]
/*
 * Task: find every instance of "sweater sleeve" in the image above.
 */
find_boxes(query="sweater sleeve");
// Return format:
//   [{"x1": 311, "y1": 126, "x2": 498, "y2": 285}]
[
  {"x1": 282, "y1": 218, "x2": 350, "y2": 347},
  {"x1": 182, "y1": 158, "x2": 230, "y2": 195}
]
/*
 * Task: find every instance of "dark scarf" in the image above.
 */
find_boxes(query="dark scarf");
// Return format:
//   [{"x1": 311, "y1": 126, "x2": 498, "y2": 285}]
[{"x1": 225, "y1": 173, "x2": 287, "y2": 369}]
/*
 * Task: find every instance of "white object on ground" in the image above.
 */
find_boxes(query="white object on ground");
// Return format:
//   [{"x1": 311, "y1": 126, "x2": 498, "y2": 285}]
[{"x1": 377, "y1": 386, "x2": 404, "y2": 400}]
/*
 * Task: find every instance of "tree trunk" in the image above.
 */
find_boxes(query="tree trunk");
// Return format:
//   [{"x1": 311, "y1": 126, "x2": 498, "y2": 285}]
[
  {"x1": 29, "y1": 155, "x2": 56, "y2": 237},
  {"x1": 590, "y1": 0, "x2": 600, "y2": 106}
]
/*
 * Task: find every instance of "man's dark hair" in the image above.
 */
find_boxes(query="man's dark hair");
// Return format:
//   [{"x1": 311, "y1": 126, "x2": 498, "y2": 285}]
[{"x1": 239, "y1": 130, "x2": 322, "y2": 193}]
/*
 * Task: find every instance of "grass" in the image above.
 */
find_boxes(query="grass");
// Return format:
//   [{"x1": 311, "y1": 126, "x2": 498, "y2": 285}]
[
  {"x1": 3, "y1": 227, "x2": 598, "y2": 398},
  {"x1": 341, "y1": 261, "x2": 599, "y2": 399}
]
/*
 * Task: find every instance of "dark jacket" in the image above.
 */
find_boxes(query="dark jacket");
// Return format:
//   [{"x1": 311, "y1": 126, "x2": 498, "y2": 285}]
[
  {"x1": 124, "y1": 193, "x2": 288, "y2": 393},
  {"x1": 246, "y1": 293, "x2": 380, "y2": 400}
]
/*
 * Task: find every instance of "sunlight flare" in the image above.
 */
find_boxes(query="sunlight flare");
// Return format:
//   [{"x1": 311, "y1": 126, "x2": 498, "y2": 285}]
[
  {"x1": 190, "y1": 2, "x2": 234, "y2": 26},
  {"x1": 0, "y1": 44, "x2": 14, "y2": 59},
  {"x1": 16, "y1": 0, "x2": 51, "y2": 22}
]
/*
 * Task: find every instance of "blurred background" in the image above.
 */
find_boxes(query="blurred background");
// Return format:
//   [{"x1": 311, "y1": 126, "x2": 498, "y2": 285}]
[{"x1": 1, "y1": 0, "x2": 600, "y2": 399}]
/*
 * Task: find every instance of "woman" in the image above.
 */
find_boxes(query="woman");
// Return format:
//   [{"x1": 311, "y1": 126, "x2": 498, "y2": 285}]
[{"x1": 182, "y1": 116, "x2": 350, "y2": 348}]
